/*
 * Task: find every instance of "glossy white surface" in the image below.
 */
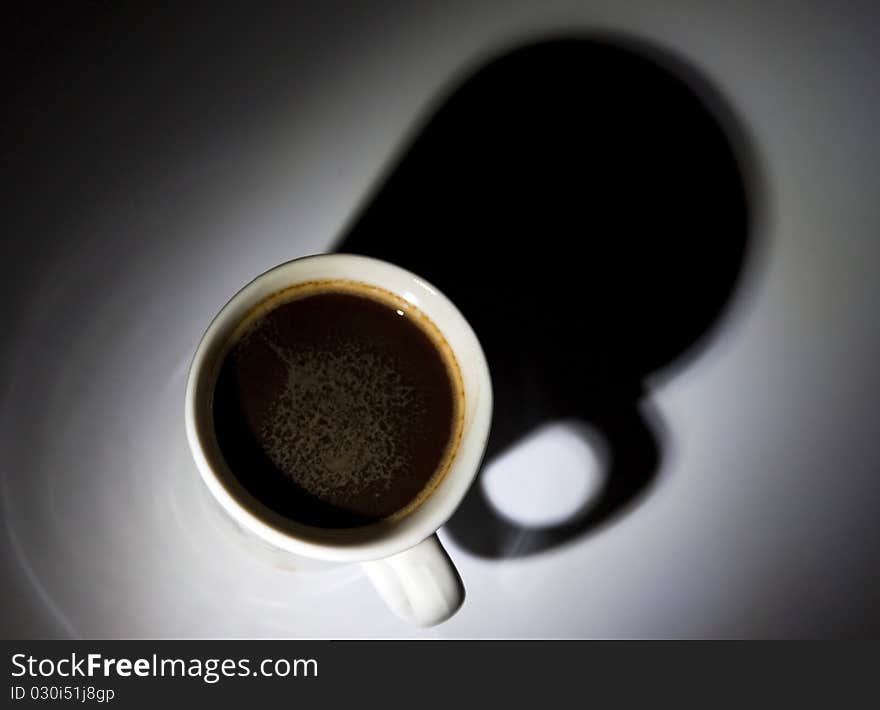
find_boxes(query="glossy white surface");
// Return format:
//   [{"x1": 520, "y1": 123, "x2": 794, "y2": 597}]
[{"x1": 3, "y1": 1, "x2": 879, "y2": 637}]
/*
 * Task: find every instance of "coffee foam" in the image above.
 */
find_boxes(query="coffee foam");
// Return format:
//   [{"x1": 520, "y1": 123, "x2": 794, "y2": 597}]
[
  {"x1": 255, "y1": 334, "x2": 417, "y2": 500},
  {"x1": 218, "y1": 279, "x2": 465, "y2": 522}
]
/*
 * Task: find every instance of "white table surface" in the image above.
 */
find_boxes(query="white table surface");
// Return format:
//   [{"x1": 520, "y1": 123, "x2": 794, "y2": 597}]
[{"x1": 3, "y1": 1, "x2": 879, "y2": 638}]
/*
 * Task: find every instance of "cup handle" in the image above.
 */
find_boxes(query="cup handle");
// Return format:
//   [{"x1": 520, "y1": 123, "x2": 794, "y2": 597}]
[{"x1": 360, "y1": 534, "x2": 465, "y2": 627}]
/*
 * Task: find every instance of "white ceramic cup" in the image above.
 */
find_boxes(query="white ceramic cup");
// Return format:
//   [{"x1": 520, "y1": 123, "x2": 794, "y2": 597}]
[{"x1": 185, "y1": 253, "x2": 492, "y2": 627}]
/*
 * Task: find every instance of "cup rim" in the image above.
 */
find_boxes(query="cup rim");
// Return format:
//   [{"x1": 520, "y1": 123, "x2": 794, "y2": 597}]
[{"x1": 184, "y1": 253, "x2": 493, "y2": 563}]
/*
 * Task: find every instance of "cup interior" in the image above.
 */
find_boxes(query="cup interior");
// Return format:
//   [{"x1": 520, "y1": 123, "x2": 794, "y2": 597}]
[{"x1": 185, "y1": 253, "x2": 492, "y2": 562}]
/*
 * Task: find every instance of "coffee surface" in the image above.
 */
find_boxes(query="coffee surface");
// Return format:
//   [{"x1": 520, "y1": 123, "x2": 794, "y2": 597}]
[{"x1": 212, "y1": 284, "x2": 461, "y2": 528}]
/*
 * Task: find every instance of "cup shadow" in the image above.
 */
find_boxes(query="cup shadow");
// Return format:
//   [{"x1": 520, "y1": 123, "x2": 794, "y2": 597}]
[{"x1": 335, "y1": 36, "x2": 758, "y2": 558}]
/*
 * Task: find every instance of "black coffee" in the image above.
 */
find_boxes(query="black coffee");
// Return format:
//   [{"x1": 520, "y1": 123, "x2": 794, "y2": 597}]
[{"x1": 212, "y1": 281, "x2": 463, "y2": 528}]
